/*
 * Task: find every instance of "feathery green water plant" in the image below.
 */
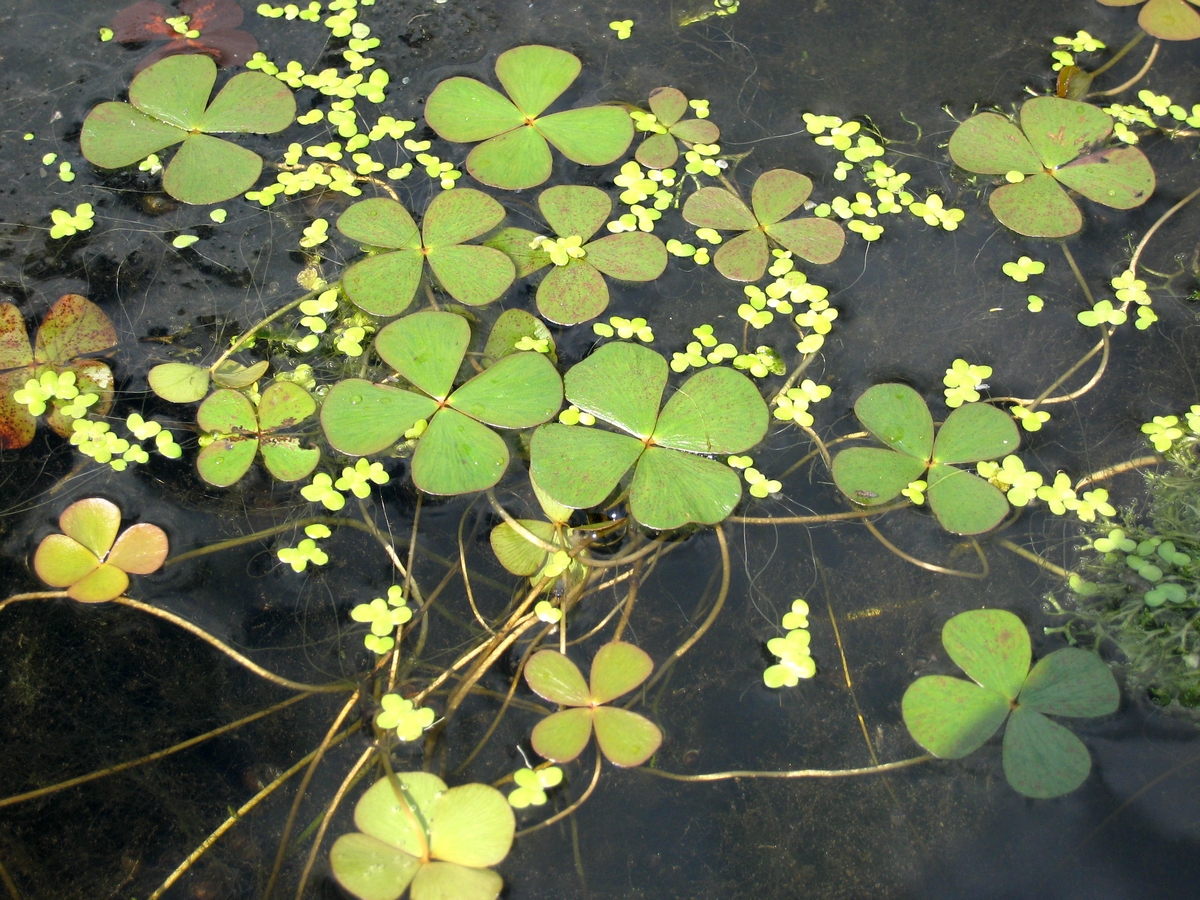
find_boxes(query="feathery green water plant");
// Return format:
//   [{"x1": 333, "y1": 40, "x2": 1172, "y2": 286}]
[
  {"x1": 330, "y1": 773, "x2": 515, "y2": 900},
  {"x1": 632, "y1": 87, "x2": 721, "y2": 169},
  {"x1": 524, "y1": 642, "x2": 663, "y2": 767},
  {"x1": 337, "y1": 190, "x2": 515, "y2": 316},
  {"x1": 529, "y1": 341, "x2": 768, "y2": 530},
  {"x1": 33, "y1": 498, "x2": 169, "y2": 602},
  {"x1": 320, "y1": 310, "x2": 563, "y2": 495},
  {"x1": 196, "y1": 381, "x2": 319, "y2": 486},
  {"x1": 681, "y1": 169, "x2": 845, "y2": 281},
  {"x1": 1097, "y1": 0, "x2": 1200, "y2": 41},
  {"x1": 831, "y1": 383, "x2": 1019, "y2": 534},
  {"x1": 0, "y1": 295, "x2": 116, "y2": 450},
  {"x1": 948, "y1": 96, "x2": 1155, "y2": 238},
  {"x1": 80, "y1": 54, "x2": 296, "y2": 204},
  {"x1": 484, "y1": 185, "x2": 666, "y2": 325},
  {"x1": 423, "y1": 44, "x2": 634, "y2": 190},
  {"x1": 902, "y1": 609, "x2": 1118, "y2": 797}
]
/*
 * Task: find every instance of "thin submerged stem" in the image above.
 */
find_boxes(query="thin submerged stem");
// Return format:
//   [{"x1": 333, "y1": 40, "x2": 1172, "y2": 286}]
[
  {"x1": 730, "y1": 501, "x2": 910, "y2": 525},
  {"x1": 1074, "y1": 455, "x2": 1161, "y2": 490},
  {"x1": 163, "y1": 517, "x2": 369, "y2": 566},
  {"x1": 209, "y1": 288, "x2": 322, "y2": 373},
  {"x1": 862, "y1": 520, "x2": 989, "y2": 579},
  {"x1": 293, "y1": 744, "x2": 375, "y2": 900},
  {"x1": 642, "y1": 754, "x2": 932, "y2": 782},
  {"x1": 1087, "y1": 30, "x2": 1145, "y2": 79},
  {"x1": 1090, "y1": 39, "x2": 1160, "y2": 98},
  {"x1": 995, "y1": 538, "x2": 1073, "y2": 579}
]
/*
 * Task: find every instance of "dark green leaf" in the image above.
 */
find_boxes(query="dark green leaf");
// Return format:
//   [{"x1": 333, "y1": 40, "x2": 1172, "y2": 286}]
[
  {"x1": 260, "y1": 440, "x2": 320, "y2": 482},
  {"x1": 564, "y1": 341, "x2": 666, "y2": 438},
  {"x1": 942, "y1": 608, "x2": 1030, "y2": 700},
  {"x1": 682, "y1": 187, "x2": 758, "y2": 231},
  {"x1": 197, "y1": 388, "x2": 257, "y2": 433},
  {"x1": 422, "y1": 188, "x2": 506, "y2": 247},
  {"x1": 424, "y1": 77, "x2": 524, "y2": 143},
  {"x1": 320, "y1": 379, "x2": 437, "y2": 456},
  {"x1": 375, "y1": 310, "x2": 471, "y2": 400},
  {"x1": 585, "y1": 233, "x2": 668, "y2": 282},
  {"x1": 854, "y1": 383, "x2": 934, "y2": 460},
  {"x1": 831, "y1": 446, "x2": 928, "y2": 505},
  {"x1": 538, "y1": 185, "x2": 611, "y2": 242},
  {"x1": 902, "y1": 675, "x2": 1010, "y2": 758},
  {"x1": 989, "y1": 173, "x2": 1082, "y2": 239},
  {"x1": 129, "y1": 54, "x2": 215, "y2": 130},
  {"x1": 466, "y1": 126, "x2": 553, "y2": 191},
  {"x1": 529, "y1": 423, "x2": 644, "y2": 509},
  {"x1": 948, "y1": 113, "x2": 1042, "y2": 175},
  {"x1": 338, "y1": 199, "x2": 422, "y2": 250},
  {"x1": 427, "y1": 244, "x2": 515, "y2": 307},
  {"x1": 635, "y1": 132, "x2": 679, "y2": 169},
  {"x1": 1020, "y1": 96, "x2": 1112, "y2": 169},
  {"x1": 482, "y1": 309, "x2": 555, "y2": 365},
  {"x1": 1136, "y1": 0, "x2": 1200, "y2": 41},
  {"x1": 1019, "y1": 648, "x2": 1119, "y2": 718},
  {"x1": 713, "y1": 229, "x2": 769, "y2": 282},
  {"x1": 931, "y1": 402, "x2": 1019, "y2": 465},
  {"x1": 341, "y1": 251, "x2": 424, "y2": 317},
  {"x1": 927, "y1": 463, "x2": 1010, "y2": 535},
  {"x1": 1055, "y1": 146, "x2": 1155, "y2": 210},
  {"x1": 197, "y1": 437, "x2": 258, "y2": 487},
  {"x1": 411, "y1": 408, "x2": 509, "y2": 495},
  {"x1": 629, "y1": 446, "x2": 743, "y2": 529},
  {"x1": 535, "y1": 106, "x2": 635, "y2": 166},
  {"x1": 495, "y1": 45, "x2": 581, "y2": 118},
  {"x1": 80, "y1": 102, "x2": 183, "y2": 169},
  {"x1": 647, "y1": 87, "x2": 688, "y2": 126},
  {"x1": 483, "y1": 227, "x2": 549, "y2": 279},
  {"x1": 257, "y1": 382, "x2": 315, "y2": 431},
  {"x1": 162, "y1": 133, "x2": 263, "y2": 205},
  {"x1": 199, "y1": 71, "x2": 295, "y2": 133},
  {"x1": 765, "y1": 217, "x2": 845, "y2": 265},
  {"x1": 211, "y1": 359, "x2": 269, "y2": 389},
  {"x1": 447, "y1": 350, "x2": 562, "y2": 428},
  {"x1": 652, "y1": 366, "x2": 767, "y2": 454},
  {"x1": 669, "y1": 118, "x2": 720, "y2": 144},
  {"x1": 536, "y1": 261, "x2": 610, "y2": 325},
  {"x1": 1002, "y1": 706, "x2": 1092, "y2": 798},
  {"x1": 751, "y1": 169, "x2": 812, "y2": 226}
]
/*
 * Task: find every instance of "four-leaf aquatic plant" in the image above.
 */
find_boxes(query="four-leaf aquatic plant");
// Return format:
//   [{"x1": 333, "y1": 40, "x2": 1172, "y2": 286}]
[
  {"x1": 0, "y1": 295, "x2": 116, "y2": 450},
  {"x1": 530, "y1": 342, "x2": 768, "y2": 530},
  {"x1": 831, "y1": 383, "x2": 1019, "y2": 534},
  {"x1": 948, "y1": 96, "x2": 1155, "y2": 238},
  {"x1": 330, "y1": 773, "x2": 516, "y2": 900},
  {"x1": 320, "y1": 310, "x2": 563, "y2": 495},
  {"x1": 485, "y1": 185, "x2": 667, "y2": 324},
  {"x1": 682, "y1": 169, "x2": 845, "y2": 281},
  {"x1": 524, "y1": 641, "x2": 663, "y2": 767},
  {"x1": 338, "y1": 191, "x2": 515, "y2": 317},
  {"x1": 902, "y1": 609, "x2": 1119, "y2": 798},
  {"x1": 424, "y1": 44, "x2": 634, "y2": 190},
  {"x1": 33, "y1": 498, "x2": 168, "y2": 602},
  {"x1": 196, "y1": 382, "x2": 319, "y2": 487},
  {"x1": 634, "y1": 86, "x2": 721, "y2": 169},
  {"x1": 81, "y1": 53, "x2": 296, "y2": 204}
]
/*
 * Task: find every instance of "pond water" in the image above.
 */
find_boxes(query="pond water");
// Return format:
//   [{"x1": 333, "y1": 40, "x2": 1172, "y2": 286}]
[{"x1": 2, "y1": 1, "x2": 1200, "y2": 898}]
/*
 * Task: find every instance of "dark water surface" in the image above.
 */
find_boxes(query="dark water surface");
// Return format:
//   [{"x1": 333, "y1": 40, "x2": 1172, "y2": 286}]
[{"x1": 2, "y1": 1, "x2": 1200, "y2": 898}]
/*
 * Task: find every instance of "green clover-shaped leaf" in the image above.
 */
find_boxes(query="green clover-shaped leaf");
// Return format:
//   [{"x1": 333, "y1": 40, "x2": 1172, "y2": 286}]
[
  {"x1": 484, "y1": 185, "x2": 667, "y2": 325},
  {"x1": 320, "y1": 311, "x2": 563, "y2": 496},
  {"x1": 330, "y1": 772, "x2": 515, "y2": 900},
  {"x1": 831, "y1": 383, "x2": 1019, "y2": 534},
  {"x1": 424, "y1": 45, "x2": 634, "y2": 190},
  {"x1": 338, "y1": 190, "x2": 515, "y2": 317},
  {"x1": 902, "y1": 609, "x2": 1119, "y2": 798},
  {"x1": 0, "y1": 295, "x2": 117, "y2": 450},
  {"x1": 524, "y1": 642, "x2": 662, "y2": 767},
  {"x1": 529, "y1": 341, "x2": 768, "y2": 530},
  {"x1": 633, "y1": 87, "x2": 722, "y2": 169},
  {"x1": 33, "y1": 497, "x2": 169, "y2": 602},
  {"x1": 81, "y1": 54, "x2": 295, "y2": 204},
  {"x1": 196, "y1": 381, "x2": 319, "y2": 486},
  {"x1": 681, "y1": 169, "x2": 845, "y2": 281},
  {"x1": 948, "y1": 97, "x2": 1155, "y2": 238}
]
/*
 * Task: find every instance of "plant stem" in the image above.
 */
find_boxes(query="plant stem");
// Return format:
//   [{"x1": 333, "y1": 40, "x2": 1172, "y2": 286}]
[
  {"x1": 293, "y1": 744, "x2": 375, "y2": 900},
  {"x1": 209, "y1": 289, "x2": 322, "y2": 373},
  {"x1": 1075, "y1": 456, "x2": 1161, "y2": 490},
  {"x1": 1087, "y1": 30, "x2": 1145, "y2": 79},
  {"x1": 729, "y1": 501, "x2": 910, "y2": 525},
  {"x1": 515, "y1": 750, "x2": 603, "y2": 838},
  {"x1": 641, "y1": 754, "x2": 933, "y2": 782},
  {"x1": 163, "y1": 516, "x2": 370, "y2": 566},
  {"x1": 863, "y1": 520, "x2": 989, "y2": 579},
  {"x1": 0, "y1": 590, "x2": 67, "y2": 613},
  {"x1": 148, "y1": 725, "x2": 356, "y2": 900},
  {"x1": 1130, "y1": 184, "x2": 1200, "y2": 279},
  {"x1": 994, "y1": 538, "x2": 1073, "y2": 579},
  {"x1": 111, "y1": 596, "x2": 353, "y2": 693},
  {"x1": 0, "y1": 692, "x2": 314, "y2": 810},
  {"x1": 1090, "y1": 40, "x2": 1160, "y2": 98},
  {"x1": 1060, "y1": 242, "x2": 1095, "y2": 306}
]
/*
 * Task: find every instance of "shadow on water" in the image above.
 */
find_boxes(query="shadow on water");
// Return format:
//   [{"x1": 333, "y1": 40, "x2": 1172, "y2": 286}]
[{"x1": 2, "y1": 0, "x2": 1200, "y2": 898}]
